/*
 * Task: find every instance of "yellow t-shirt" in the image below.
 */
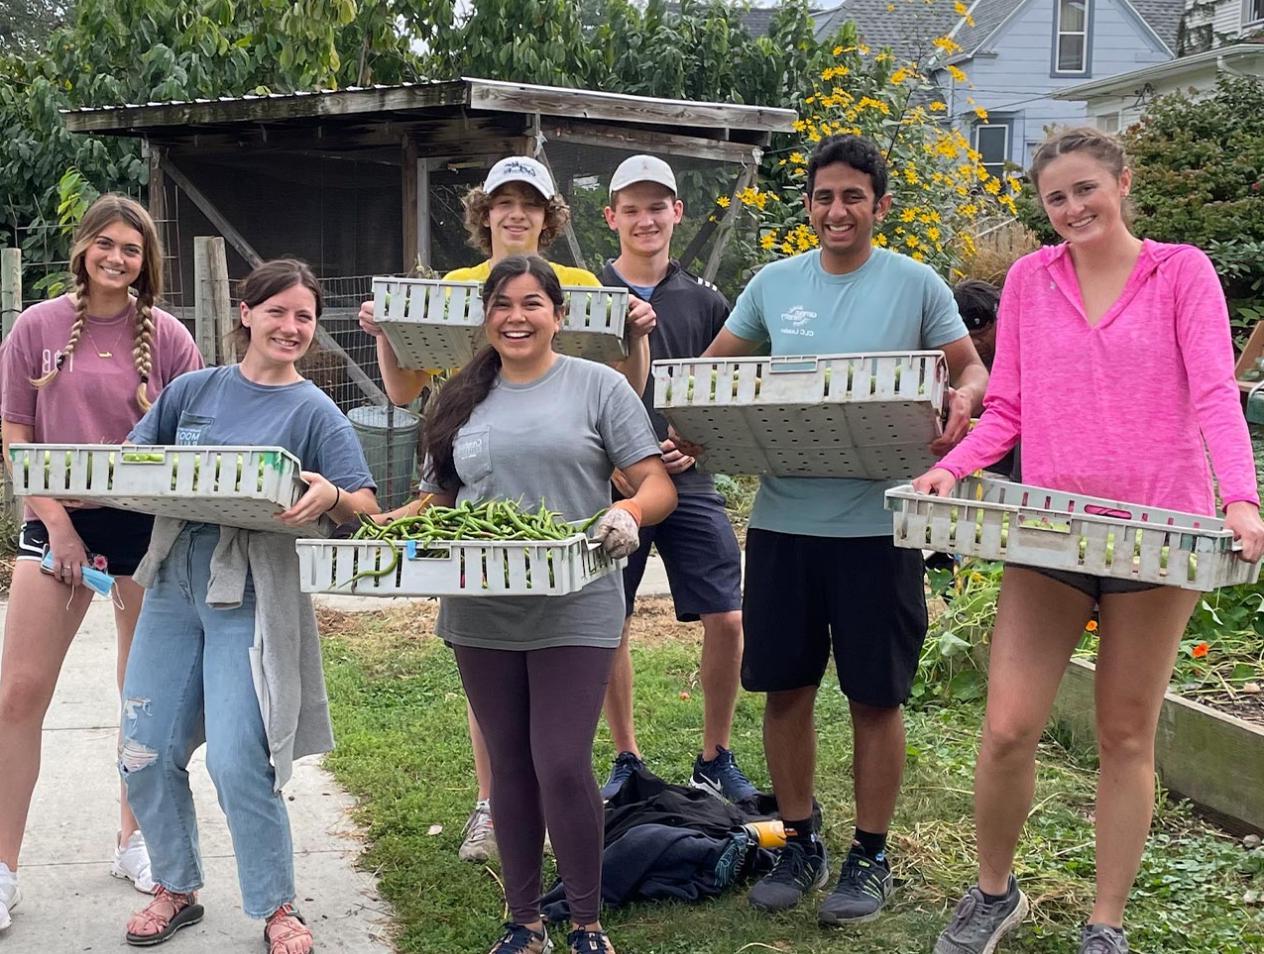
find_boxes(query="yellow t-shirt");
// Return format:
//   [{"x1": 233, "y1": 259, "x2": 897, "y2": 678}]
[
  {"x1": 424, "y1": 260, "x2": 601, "y2": 374},
  {"x1": 443, "y1": 259, "x2": 601, "y2": 287}
]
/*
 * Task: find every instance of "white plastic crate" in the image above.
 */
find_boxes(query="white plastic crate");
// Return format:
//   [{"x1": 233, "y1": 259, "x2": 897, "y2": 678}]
[
  {"x1": 294, "y1": 534, "x2": 620, "y2": 596},
  {"x1": 885, "y1": 476, "x2": 1261, "y2": 591},
  {"x1": 8, "y1": 444, "x2": 328, "y2": 536},
  {"x1": 373, "y1": 277, "x2": 630, "y2": 369},
  {"x1": 653, "y1": 352, "x2": 948, "y2": 479}
]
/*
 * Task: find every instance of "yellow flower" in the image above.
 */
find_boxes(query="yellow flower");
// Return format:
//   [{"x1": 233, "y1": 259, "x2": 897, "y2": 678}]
[
  {"x1": 890, "y1": 67, "x2": 912, "y2": 85},
  {"x1": 947, "y1": 65, "x2": 967, "y2": 83},
  {"x1": 983, "y1": 178, "x2": 1002, "y2": 195},
  {"x1": 874, "y1": 233, "x2": 888, "y2": 247},
  {"x1": 930, "y1": 101, "x2": 947, "y2": 112},
  {"x1": 905, "y1": 234, "x2": 920, "y2": 248},
  {"x1": 927, "y1": 226, "x2": 941, "y2": 242},
  {"x1": 973, "y1": 105, "x2": 989, "y2": 121},
  {"x1": 760, "y1": 232, "x2": 778, "y2": 251},
  {"x1": 911, "y1": 250, "x2": 925, "y2": 262},
  {"x1": 900, "y1": 208, "x2": 917, "y2": 223},
  {"x1": 715, "y1": 196, "x2": 730, "y2": 208},
  {"x1": 789, "y1": 152, "x2": 806, "y2": 166},
  {"x1": 833, "y1": 45, "x2": 844, "y2": 56},
  {"x1": 954, "y1": 1, "x2": 969, "y2": 14},
  {"x1": 933, "y1": 36, "x2": 962, "y2": 55}
]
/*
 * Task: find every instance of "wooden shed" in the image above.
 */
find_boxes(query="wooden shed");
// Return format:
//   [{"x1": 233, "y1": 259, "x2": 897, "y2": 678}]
[{"x1": 62, "y1": 77, "x2": 796, "y2": 297}]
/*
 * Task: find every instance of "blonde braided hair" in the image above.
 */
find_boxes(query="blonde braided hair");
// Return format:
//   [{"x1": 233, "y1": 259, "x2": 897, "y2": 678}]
[{"x1": 31, "y1": 194, "x2": 164, "y2": 412}]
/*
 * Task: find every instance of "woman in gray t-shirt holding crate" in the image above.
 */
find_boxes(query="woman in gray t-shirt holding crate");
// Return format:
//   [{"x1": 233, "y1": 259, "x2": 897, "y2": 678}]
[{"x1": 409, "y1": 255, "x2": 675, "y2": 954}]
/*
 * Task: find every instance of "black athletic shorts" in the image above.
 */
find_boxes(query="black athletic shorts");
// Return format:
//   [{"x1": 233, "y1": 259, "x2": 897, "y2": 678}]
[
  {"x1": 1020, "y1": 565, "x2": 1160, "y2": 600},
  {"x1": 741, "y1": 529, "x2": 928, "y2": 707},
  {"x1": 623, "y1": 492, "x2": 742, "y2": 622},
  {"x1": 17, "y1": 507, "x2": 154, "y2": 577}
]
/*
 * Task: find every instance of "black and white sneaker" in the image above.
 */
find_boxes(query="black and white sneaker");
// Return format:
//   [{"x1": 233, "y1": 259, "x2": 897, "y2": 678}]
[
  {"x1": 1079, "y1": 923, "x2": 1129, "y2": 954},
  {"x1": 747, "y1": 835, "x2": 829, "y2": 912},
  {"x1": 690, "y1": 746, "x2": 758, "y2": 802}
]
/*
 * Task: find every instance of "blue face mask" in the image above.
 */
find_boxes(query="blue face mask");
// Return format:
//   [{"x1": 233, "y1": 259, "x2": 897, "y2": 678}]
[{"x1": 41, "y1": 551, "x2": 116, "y2": 598}]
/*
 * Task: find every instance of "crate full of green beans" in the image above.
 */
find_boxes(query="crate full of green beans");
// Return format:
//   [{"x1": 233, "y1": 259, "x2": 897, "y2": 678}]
[
  {"x1": 884, "y1": 476, "x2": 1261, "y2": 592},
  {"x1": 7, "y1": 444, "x2": 328, "y2": 537},
  {"x1": 372, "y1": 277, "x2": 630, "y2": 369},
  {"x1": 653, "y1": 352, "x2": 948, "y2": 479},
  {"x1": 295, "y1": 500, "x2": 620, "y2": 596}
]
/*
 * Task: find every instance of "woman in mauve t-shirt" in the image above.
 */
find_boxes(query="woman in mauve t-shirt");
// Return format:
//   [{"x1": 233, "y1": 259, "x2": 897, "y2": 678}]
[{"x1": 0, "y1": 195, "x2": 202, "y2": 933}]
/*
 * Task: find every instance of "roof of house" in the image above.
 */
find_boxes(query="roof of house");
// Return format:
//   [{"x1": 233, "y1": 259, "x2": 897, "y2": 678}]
[
  {"x1": 812, "y1": 0, "x2": 962, "y2": 64},
  {"x1": 949, "y1": 0, "x2": 1184, "y2": 61}
]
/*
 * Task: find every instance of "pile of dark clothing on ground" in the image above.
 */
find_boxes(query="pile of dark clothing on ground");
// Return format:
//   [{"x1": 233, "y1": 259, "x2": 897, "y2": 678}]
[{"x1": 541, "y1": 766, "x2": 818, "y2": 921}]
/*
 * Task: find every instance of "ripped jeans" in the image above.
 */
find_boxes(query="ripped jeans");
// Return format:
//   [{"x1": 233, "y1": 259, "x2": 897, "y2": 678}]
[{"x1": 119, "y1": 524, "x2": 295, "y2": 918}]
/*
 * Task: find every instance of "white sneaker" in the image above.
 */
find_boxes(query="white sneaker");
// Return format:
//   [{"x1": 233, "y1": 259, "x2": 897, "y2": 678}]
[
  {"x1": 111, "y1": 831, "x2": 156, "y2": 894},
  {"x1": 0, "y1": 861, "x2": 19, "y2": 931},
  {"x1": 458, "y1": 800, "x2": 498, "y2": 863}
]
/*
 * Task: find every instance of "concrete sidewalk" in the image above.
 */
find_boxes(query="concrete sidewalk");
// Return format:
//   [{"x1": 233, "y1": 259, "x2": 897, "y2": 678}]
[{"x1": 1, "y1": 599, "x2": 393, "y2": 952}]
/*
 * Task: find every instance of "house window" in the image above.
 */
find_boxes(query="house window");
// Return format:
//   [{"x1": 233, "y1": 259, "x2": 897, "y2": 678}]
[
  {"x1": 1056, "y1": 0, "x2": 1090, "y2": 74},
  {"x1": 1097, "y1": 112, "x2": 1120, "y2": 134},
  {"x1": 1247, "y1": 0, "x2": 1264, "y2": 26},
  {"x1": 974, "y1": 123, "x2": 1009, "y2": 180}
]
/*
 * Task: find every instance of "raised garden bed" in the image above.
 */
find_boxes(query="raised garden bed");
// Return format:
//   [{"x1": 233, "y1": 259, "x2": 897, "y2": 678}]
[{"x1": 1053, "y1": 657, "x2": 1264, "y2": 834}]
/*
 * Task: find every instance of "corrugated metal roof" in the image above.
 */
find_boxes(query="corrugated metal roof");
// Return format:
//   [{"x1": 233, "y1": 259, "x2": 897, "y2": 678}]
[{"x1": 61, "y1": 80, "x2": 452, "y2": 115}]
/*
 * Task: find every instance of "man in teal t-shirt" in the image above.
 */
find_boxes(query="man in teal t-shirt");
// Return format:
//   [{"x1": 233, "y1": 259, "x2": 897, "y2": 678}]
[{"x1": 702, "y1": 134, "x2": 988, "y2": 925}]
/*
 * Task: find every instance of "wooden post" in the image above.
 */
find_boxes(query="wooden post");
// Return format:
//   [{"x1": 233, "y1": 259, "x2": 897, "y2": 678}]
[
  {"x1": 1, "y1": 247, "x2": 21, "y2": 338},
  {"x1": 402, "y1": 136, "x2": 419, "y2": 271},
  {"x1": 193, "y1": 237, "x2": 231, "y2": 364},
  {"x1": 417, "y1": 158, "x2": 432, "y2": 271},
  {"x1": 704, "y1": 163, "x2": 755, "y2": 283}
]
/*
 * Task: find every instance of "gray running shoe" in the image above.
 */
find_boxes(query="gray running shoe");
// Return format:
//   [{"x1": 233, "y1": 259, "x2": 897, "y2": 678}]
[
  {"x1": 747, "y1": 836, "x2": 829, "y2": 912},
  {"x1": 459, "y1": 800, "x2": 498, "y2": 863},
  {"x1": 818, "y1": 852, "x2": 894, "y2": 925},
  {"x1": 1080, "y1": 924, "x2": 1129, "y2": 954},
  {"x1": 933, "y1": 876, "x2": 1029, "y2": 954}
]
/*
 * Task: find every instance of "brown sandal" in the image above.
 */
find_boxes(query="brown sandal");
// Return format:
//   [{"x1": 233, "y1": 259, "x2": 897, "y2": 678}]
[
  {"x1": 265, "y1": 903, "x2": 314, "y2": 954},
  {"x1": 125, "y1": 886, "x2": 204, "y2": 946}
]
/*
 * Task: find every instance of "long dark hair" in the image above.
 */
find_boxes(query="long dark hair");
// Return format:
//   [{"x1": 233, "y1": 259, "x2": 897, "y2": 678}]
[{"x1": 422, "y1": 255, "x2": 563, "y2": 490}]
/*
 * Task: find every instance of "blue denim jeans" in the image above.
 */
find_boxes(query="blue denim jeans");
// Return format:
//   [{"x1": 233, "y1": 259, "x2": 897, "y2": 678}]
[{"x1": 119, "y1": 524, "x2": 295, "y2": 919}]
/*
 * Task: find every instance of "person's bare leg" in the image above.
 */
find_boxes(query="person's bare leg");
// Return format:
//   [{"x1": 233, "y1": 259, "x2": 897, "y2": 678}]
[
  {"x1": 0, "y1": 563, "x2": 93, "y2": 868},
  {"x1": 973, "y1": 568, "x2": 1093, "y2": 894},
  {"x1": 113, "y1": 576, "x2": 145, "y2": 841},
  {"x1": 849, "y1": 701, "x2": 905, "y2": 834},
  {"x1": 601, "y1": 618, "x2": 639, "y2": 756},
  {"x1": 468, "y1": 701, "x2": 492, "y2": 801},
  {"x1": 1090, "y1": 585, "x2": 1199, "y2": 927},
  {"x1": 763, "y1": 686, "x2": 818, "y2": 821},
  {"x1": 699, "y1": 610, "x2": 742, "y2": 760}
]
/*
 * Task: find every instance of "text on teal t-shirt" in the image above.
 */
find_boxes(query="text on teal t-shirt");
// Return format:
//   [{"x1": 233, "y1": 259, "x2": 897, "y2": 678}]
[{"x1": 723, "y1": 247, "x2": 967, "y2": 537}]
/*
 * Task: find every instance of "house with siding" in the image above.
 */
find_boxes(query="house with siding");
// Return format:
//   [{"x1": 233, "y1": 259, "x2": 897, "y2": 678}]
[
  {"x1": 807, "y1": 1, "x2": 1183, "y2": 175},
  {"x1": 1054, "y1": 1, "x2": 1264, "y2": 129}
]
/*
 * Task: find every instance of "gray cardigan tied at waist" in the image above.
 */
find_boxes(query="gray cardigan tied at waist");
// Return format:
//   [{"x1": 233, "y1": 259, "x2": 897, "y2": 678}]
[{"x1": 133, "y1": 517, "x2": 333, "y2": 790}]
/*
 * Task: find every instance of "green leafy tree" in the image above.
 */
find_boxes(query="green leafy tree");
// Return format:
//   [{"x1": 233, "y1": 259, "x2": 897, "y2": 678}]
[{"x1": 0, "y1": 0, "x2": 68, "y2": 55}]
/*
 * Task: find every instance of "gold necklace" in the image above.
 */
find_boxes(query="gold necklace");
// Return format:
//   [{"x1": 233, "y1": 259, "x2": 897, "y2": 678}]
[{"x1": 82, "y1": 320, "x2": 127, "y2": 359}]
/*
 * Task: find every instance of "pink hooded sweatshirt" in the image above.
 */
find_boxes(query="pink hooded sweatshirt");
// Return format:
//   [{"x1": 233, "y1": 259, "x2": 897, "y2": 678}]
[{"x1": 938, "y1": 240, "x2": 1259, "y2": 516}]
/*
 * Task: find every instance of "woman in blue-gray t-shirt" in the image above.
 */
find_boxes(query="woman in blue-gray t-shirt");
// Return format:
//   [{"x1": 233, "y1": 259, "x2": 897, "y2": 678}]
[
  {"x1": 119, "y1": 260, "x2": 378, "y2": 954},
  {"x1": 399, "y1": 255, "x2": 675, "y2": 954}
]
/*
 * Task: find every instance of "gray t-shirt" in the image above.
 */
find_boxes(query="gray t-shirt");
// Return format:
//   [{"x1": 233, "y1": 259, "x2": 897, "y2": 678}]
[
  {"x1": 419, "y1": 355, "x2": 660, "y2": 650},
  {"x1": 128, "y1": 365, "x2": 375, "y2": 494}
]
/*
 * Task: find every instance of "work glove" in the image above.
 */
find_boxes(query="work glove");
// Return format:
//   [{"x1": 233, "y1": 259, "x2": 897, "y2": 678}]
[{"x1": 592, "y1": 503, "x2": 641, "y2": 558}]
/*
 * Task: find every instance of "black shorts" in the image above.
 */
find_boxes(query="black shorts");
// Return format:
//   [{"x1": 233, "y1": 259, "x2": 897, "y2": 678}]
[
  {"x1": 741, "y1": 529, "x2": 928, "y2": 707},
  {"x1": 623, "y1": 492, "x2": 742, "y2": 622},
  {"x1": 17, "y1": 507, "x2": 154, "y2": 577},
  {"x1": 1020, "y1": 565, "x2": 1160, "y2": 600}
]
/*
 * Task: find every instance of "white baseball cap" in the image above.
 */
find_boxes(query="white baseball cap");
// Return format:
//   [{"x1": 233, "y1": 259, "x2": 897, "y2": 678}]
[
  {"x1": 610, "y1": 155, "x2": 678, "y2": 196},
  {"x1": 482, "y1": 156, "x2": 556, "y2": 200}
]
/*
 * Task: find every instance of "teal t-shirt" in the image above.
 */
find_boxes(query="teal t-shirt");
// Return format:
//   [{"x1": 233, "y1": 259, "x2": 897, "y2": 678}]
[{"x1": 724, "y1": 247, "x2": 968, "y2": 537}]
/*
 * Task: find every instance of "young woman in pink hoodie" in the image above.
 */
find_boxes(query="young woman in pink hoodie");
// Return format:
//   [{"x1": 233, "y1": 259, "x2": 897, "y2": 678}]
[{"x1": 917, "y1": 128, "x2": 1264, "y2": 954}]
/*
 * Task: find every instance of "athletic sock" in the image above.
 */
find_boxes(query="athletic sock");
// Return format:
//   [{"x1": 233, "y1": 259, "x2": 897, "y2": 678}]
[
  {"x1": 851, "y1": 828, "x2": 889, "y2": 866},
  {"x1": 782, "y1": 816, "x2": 816, "y2": 845}
]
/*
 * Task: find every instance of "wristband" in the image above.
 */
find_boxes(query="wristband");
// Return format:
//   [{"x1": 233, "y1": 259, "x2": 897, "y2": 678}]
[
  {"x1": 325, "y1": 486, "x2": 342, "y2": 514},
  {"x1": 611, "y1": 498, "x2": 643, "y2": 526}
]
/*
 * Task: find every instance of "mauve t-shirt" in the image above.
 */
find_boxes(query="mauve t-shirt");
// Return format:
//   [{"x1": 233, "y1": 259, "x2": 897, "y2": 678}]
[{"x1": 1, "y1": 294, "x2": 203, "y2": 444}]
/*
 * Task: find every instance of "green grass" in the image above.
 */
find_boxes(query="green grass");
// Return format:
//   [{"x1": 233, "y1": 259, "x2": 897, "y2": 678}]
[{"x1": 321, "y1": 610, "x2": 1264, "y2": 954}]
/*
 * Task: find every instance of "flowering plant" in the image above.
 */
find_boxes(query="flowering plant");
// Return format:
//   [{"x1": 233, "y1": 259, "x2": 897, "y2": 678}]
[{"x1": 737, "y1": 14, "x2": 1019, "y2": 277}]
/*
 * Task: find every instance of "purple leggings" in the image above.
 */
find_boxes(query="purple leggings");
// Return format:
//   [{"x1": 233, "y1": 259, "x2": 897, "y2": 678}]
[{"x1": 453, "y1": 643, "x2": 615, "y2": 925}]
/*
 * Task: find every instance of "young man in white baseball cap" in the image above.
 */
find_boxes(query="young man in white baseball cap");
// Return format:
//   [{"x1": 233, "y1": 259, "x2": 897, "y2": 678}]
[{"x1": 597, "y1": 155, "x2": 754, "y2": 809}]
